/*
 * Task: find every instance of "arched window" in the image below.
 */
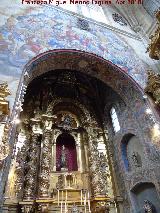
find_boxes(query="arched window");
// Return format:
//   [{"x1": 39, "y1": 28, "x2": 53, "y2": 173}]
[{"x1": 110, "y1": 107, "x2": 120, "y2": 133}]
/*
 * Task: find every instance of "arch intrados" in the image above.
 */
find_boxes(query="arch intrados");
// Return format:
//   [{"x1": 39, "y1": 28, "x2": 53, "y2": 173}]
[
  {"x1": 22, "y1": 49, "x2": 144, "y2": 103},
  {"x1": 131, "y1": 182, "x2": 156, "y2": 193},
  {"x1": 56, "y1": 133, "x2": 75, "y2": 144},
  {"x1": 121, "y1": 133, "x2": 135, "y2": 145}
]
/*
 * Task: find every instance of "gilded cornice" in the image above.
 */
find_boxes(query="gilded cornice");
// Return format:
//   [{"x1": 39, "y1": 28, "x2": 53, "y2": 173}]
[
  {"x1": 145, "y1": 70, "x2": 160, "y2": 104},
  {"x1": 147, "y1": 10, "x2": 160, "y2": 60}
]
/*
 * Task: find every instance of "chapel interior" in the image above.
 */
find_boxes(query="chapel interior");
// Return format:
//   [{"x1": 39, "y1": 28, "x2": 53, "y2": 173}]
[{"x1": 0, "y1": 0, "x2": 160, "y2": 213}]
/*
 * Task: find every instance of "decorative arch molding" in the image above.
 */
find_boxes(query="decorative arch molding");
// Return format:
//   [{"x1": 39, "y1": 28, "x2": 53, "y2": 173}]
[
  {"x1": 46, "y1": 97, "x2": 99, "y2": 127},
  {"x1": 21, "y1": 50, "x2": 144, "y2": 103}
]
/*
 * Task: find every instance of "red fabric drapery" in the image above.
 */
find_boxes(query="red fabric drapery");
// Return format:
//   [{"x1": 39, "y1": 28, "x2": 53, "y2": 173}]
[{"x1": 56, "y1": 133, "x2": 78, "y2": 171}]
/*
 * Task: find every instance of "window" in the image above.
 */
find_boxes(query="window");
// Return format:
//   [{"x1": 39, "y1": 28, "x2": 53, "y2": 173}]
[{"x1": 110, "y1": 107, "x2": 120, "y2": 132}]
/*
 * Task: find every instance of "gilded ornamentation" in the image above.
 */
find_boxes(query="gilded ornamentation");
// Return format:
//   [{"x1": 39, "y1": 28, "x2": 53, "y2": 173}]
[
  {"x1": 147, "y1": 10, "x2": 160, "y2": 60},
  {"x1": 56, "y1": 174, "x2": 65, "y2": 189},
  {"x1": 145, "y1": 70, "x2": 160, "y2": 104},
  {"x1": 0, "y1": 82, "x2": 11, "y2": 161},
  {"x1": 39, "y1": 130, "x2": 52, "y2": 198},
  {"x1": 23, "y1": 133, "x2": 39, "y2": 200},
  {"x1": 88, "y1": 128, "x2": 109, "y2": 197},
  {"x1": 15, "y1": 144, "x2": 27, "y2": 199},
  {"x1": 0, "y1": 82, "x2": 10, "y2": 119},
  {"x1": 0, "y1": 123, "x2": 10, "y2": 161},
  {"x1": 93, "y1": 201, "x2": 109, "y2": 213},
  {"x1": 0, "y1": 82, "x2": 11, "y2": 101}
]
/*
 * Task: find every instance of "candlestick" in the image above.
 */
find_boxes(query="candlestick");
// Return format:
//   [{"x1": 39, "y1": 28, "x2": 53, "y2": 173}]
[
  {"x1": 88, "y1": 198, "x2": 91, "y2": 212},
  {"x1": 81, "y1": 190, "x2": 82, "y2": 205},
  {"x1": 61, "y1": 201, "x2": 63, "y2": 213},
  {"x1": 66, "y1": 190, "x2": 67, "y2": 201},
  {"x1": 58, "y1": 190, "x2": 59, "y2": 206},
  {"x1": 85, "y1": 205, "x2": 87, "y2": 213},
  {"x1": 62, "y1": 190, "x2": 63, "y2": 202},
  {"x1": 84, "y1": 191, "x2": 86, "y2": 206}
]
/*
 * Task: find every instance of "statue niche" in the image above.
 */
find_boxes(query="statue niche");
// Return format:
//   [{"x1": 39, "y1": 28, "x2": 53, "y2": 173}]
[{"x1": 56, "y1": 133, "x2": 78, "y2": 172}]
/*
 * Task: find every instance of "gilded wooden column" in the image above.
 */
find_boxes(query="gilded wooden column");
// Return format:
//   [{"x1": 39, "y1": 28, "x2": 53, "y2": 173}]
[
  {"x1": 39, "y1": 113, "x2": 54, "y2": 198},
  {"x1": 15, "y1": 142, "x2": 28, "y2": 199},
  {"x1": 23, "y1": 132, "x2": 40, "y2": 200},
  {"x1": 87, "y1": 127, "x2": 109, "y2": 198},
  {"x1": 39, "y1": 129, "x2": 52, "y2": 198},
  {"x1": 76, "y1": 142, "x2": 81, "y2": 171},
  {"x1": 52, "y1": 141, "x2": 56, "y2": 172}
]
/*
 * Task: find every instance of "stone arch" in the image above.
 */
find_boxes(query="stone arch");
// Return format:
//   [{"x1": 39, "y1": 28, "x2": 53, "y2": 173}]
[
  {"x1": 23, "y1": 50, "x2": 143, "y2": 97},
  {"x1": 12, "y1": 49, "x2": 147, "y2": 123},
  {"x1": 131, "y1": 182, "x2": 160, "y2": 212}
]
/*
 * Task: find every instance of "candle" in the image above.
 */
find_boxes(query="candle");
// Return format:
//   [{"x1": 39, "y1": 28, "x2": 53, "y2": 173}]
[
  {"x1": 62, "y1": 190, "x2": 63, "y2": 202},
  {"x1": 84, "y1": 191, "x2": 86, "y2": 206},
  {"x1": 81, "y1": 190, "x2": 82, "y2": 205},
  {"x1": 61, "y1": 201, "x2": 62, "y2": 213},
  {"x1": 66, "y1": 190, "x2": 67, "y2": 201},
  {"x1": 85, "y1": 205, "x2": 87, "y2": 213},
  {"x1": 65, "y1": 201, "x2": 67, "y2": 213},
  {"x1": 58, "y1": 190, "x2": 59, "y2": 206},
  {"x1": 88, "y1": 199, "x2": 91, "y2": 212}
]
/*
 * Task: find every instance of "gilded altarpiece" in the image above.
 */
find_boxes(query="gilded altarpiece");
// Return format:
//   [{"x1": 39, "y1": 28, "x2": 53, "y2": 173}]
[{"x1": 3, "y1": 72, "x2": 117, "y2": 212}]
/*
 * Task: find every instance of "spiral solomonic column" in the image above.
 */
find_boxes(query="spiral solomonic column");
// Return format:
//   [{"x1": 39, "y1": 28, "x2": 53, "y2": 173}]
[
  {"x1": 39, "y1": 129, "x2": 52, "y2": 198},
  {"x1": 23, "y1": 121, "x2": 41, "y2": 200}
]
